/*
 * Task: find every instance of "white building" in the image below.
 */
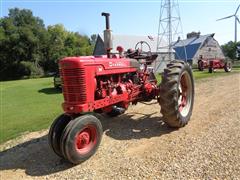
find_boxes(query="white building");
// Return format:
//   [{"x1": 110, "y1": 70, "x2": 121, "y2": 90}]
[{"x1": 93, "y1": 34, "x2": 171, "y2": 72}]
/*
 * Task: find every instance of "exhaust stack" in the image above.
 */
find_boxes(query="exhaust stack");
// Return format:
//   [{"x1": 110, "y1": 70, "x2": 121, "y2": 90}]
[{"x1": 102, "y1": 12, "x2": 113, "y2": 58}]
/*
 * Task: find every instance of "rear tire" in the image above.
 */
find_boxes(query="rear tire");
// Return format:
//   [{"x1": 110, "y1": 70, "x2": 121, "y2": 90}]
[
  {"x1": 224, "y1": 61, "x2": 232, "y2": 72},
  {"x1": 159, "y1": 61, "x2": 194, "y2": 128},
  {"x1": 48, "y1": 114, "x2": 72, "y2": 157},
  {"x1": 60, "y1": 115, "x2": 103, "y2": 164},
  {"x1": 208, "y1": 67, "x2": 213, "y2": 73}
]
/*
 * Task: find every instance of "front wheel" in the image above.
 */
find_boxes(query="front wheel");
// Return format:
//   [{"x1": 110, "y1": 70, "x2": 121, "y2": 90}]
[
  {"x1": 159, "y1": 61, "x2": 194, "y2": 128},
  {"x1": 60, "y1": 115, "x2": 103, "y2": 164},
  {"x1": 198, "y1": 60, "x2": 204, "y2": 71},
  {"x1": 48, "y1": 114, "x2": 72, "y2": 157}
]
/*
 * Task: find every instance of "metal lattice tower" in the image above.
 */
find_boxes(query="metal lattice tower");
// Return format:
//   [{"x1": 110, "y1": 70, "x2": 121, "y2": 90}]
[{"x1": 156, "y1": 0, "x2": 185, "y2": 63}]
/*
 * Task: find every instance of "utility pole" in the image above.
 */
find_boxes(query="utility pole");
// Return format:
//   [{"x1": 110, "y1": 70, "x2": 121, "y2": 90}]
[{"x1": 167, "y1": 0, "x2": 173, "y2": 61}]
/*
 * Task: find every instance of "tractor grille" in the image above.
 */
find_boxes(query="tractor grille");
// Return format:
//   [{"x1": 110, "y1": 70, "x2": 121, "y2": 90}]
[{"x1": 61, "y1": 68, "x2": 87, "y2": 103}]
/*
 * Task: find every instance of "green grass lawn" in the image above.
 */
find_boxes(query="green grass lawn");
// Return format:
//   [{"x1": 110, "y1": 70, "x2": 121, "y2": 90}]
[
  {"x1": 156, "y1": 67, "x2": 240, "y2": 83},
  {"x1": 193, "y1": 67, "x2": 240, "y2": 80},
  {"x1": 0, "y1": 77, "x2": 63, "y2": 144},
  {"x1": 0, "y1": 68, "x2": 240, "y2": 144}
]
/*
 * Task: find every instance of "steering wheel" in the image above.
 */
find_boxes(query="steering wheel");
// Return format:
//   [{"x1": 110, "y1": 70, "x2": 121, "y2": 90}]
[{"x1": 134, "y1": 41, "x2": 152, "y2": 56}]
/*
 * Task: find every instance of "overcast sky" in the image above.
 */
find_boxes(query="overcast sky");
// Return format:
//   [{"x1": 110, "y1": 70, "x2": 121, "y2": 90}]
[{"x1": 1, "y1": 0, "x2": 240, "y2": 45}]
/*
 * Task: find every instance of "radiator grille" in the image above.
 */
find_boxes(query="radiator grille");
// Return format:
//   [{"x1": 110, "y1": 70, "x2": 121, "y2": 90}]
[{"x1": 61, "y1": 68, "x2": 87, "y2": 103}]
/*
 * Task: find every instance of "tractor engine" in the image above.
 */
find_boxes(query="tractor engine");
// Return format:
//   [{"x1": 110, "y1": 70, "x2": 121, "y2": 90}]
[
  {"x1": 59, "y1": 12, "x2": 158, "y2": 115},
  {"x1": 59, "y1": 55, "x2": 158, "y2": 115}
]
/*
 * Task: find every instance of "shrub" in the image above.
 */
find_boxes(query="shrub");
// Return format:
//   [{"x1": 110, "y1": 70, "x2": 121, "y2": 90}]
[
  {"x1": 20, "y1": 61, "x2": 44, "y2": 78},
  {"x1": 0, "y1": 61, "x2": 44, "y2": 81}
]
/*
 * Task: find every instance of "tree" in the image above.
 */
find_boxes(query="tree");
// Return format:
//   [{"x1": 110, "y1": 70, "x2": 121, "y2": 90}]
[
  {"x1": 0, "y1": 8, "x2": 94, "y2": 80},
  {"x1": 41, "y1": 24, "x2": 67, "y2": 72},
  {"x1": 237, "y1": 45, "x2": 240, "y2": 58},
  {"x1": 0, "y1": 8, "x2": 46, "y2": 80},
  {"x1": 90, "y1": 34, "x2": 97, "y2": 45},
  {"x1": 41, "y1": 25, "x2": 93, "y2": 73},
  {"x1": 221, "y1": 41, "x2": 240, "y2": 61}
]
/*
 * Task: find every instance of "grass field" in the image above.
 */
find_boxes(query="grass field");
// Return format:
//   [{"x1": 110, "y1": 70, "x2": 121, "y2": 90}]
[
  {"x1": 1, "y1": 68, "x2": 240, "y2": 144},
  {"x1": 0, "y1": 78, "x2": 63, "y2": 144},
  {"x1": 193, "y1": 67, "x2": 240, "y2": 79},
  {"x1": 155, "y1": 67, "x2": 240, "y2": 83}
]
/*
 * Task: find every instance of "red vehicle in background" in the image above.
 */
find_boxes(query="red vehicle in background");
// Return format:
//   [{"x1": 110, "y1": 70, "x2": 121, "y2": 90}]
[{"x1": 198, "y1": 57, "x2": 232, "y2": 73}]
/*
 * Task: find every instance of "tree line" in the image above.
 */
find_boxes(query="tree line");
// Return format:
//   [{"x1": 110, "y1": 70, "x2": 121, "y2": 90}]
[
  {"x1": 0, "y1": 8, "x2": 239, "y2": 81},
  {"x1": 0, "y1": 8, "x2": 97, "y2": 80},
  {"x1": 221, "y1": 41, "x2": 240, "y2": 61}
]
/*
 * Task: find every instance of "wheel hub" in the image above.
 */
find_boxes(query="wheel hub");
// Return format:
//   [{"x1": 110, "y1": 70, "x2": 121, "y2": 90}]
[
  {"x1": 76, "y1": 131, "x2": 90, "y2": 148},
  {"x1": 75, "y1": 126, "x2": 97, "y2": 154}
]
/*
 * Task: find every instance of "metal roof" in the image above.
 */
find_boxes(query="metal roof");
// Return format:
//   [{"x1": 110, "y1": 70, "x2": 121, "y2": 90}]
[
  {"x1": 97, "y1": 34, "x2": 169, "y2": 53},
  {"x1": 173, "y1": 33, "x2": 215, "y2": 60},
  {"x1": 173, "y1": 34, "x2": 214, "y2": 47}
]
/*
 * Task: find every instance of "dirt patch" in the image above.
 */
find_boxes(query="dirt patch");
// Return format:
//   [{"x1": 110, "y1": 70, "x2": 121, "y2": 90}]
[{"x1": 0, "y1": 73, "x2": 240, "y2": 179}]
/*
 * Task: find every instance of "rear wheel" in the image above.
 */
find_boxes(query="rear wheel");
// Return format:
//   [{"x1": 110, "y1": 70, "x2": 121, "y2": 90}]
[
  {"x1": 159, "y1": 61, "x2": 194, "y2": 128},
  {"x1": 60, "y1": 115, "x2": 103, "y2": 164},
  {"x1": 208, "y1": 67, "x2": 214, "y2": 73},
  {"x1": 224, "y1": 61, "x2": 232, "y2": 72},
  {"x1": 48, "y1": 114, "x2": 72, "y2": 157}
]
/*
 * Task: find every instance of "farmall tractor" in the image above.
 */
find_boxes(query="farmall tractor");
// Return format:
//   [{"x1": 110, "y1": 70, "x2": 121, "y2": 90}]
[
  {"x1": 198, "y1": 57, "x2": 232, "y2": 73},
  {"x1": 48, "y1": 13, "x2": 195, "y2": 164}
]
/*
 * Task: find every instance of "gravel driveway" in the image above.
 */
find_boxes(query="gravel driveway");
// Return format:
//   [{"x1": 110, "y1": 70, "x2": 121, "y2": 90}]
[{"x1": 0, "y1": 73, "x2": 240, "y2": 179}]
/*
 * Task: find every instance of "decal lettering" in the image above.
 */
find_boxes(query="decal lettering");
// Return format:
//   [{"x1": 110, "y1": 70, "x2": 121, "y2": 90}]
[{"x1": 109, "y1": 62, "x2": 126, "y2": 67}]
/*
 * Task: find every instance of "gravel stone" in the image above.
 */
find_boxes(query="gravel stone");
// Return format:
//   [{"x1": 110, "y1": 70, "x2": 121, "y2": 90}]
[{"x1": 0, "y1": 73, "x2": 240, "y2": 179}]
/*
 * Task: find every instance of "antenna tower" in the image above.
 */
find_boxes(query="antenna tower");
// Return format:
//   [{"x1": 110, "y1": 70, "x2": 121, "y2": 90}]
[{"x1": 156, "y1": 0, "x2": 185, "y2": 70}]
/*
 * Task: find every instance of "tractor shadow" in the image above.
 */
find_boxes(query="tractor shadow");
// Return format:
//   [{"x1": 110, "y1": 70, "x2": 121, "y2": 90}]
[
  {"x1": 0, "y1": 112, "x2": 177, "y2": 177},
  {"x1": 101, "y1": 112, "x2": 176, "y2": 140},
  {"x1": 38, "y1": 87, "x2": 62, "y2": 94},
  {"x1": 0, "y1": 135, "x2": 74, "y2": 177}
]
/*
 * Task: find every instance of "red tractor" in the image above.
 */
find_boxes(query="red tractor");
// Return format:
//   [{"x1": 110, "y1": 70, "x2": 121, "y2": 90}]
[
  {"x1": 48, "y1": 13, "x2": 195, "y2": 164},
  {"x1": 198, "y1": 57, "x2": 232, "y2": 73}
]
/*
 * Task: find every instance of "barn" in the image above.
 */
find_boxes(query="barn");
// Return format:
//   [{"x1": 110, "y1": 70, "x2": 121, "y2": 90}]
[
  {"x1": 173, "y1": 32, "x2": 225, "y2": 65},
  {"x1": 93, "y1": 34, "x2": 172, "y2": 72},
  {"x1": 93, "y1": 32, "x2": 224, "y2": 71}
]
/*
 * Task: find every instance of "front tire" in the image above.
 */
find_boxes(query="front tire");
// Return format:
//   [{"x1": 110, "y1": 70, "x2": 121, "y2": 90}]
[
  {"x1": 48, "y1": 114, "x2": 72, "y2": 157},
  {"x1": 60, "y1": 115, "x2": 103, "y2": 164},
  {"x1": 159, "y1": 61, "x2": 194, "y2": 128},
  {"x1": 198, "y1": 60, "x2": 204, "y2": 71}
]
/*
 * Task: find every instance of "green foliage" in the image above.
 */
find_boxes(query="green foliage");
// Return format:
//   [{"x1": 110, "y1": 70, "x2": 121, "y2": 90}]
[
  {"x1": 0, "y1": 8, "x2": 93, "y2": 80},
  {"x1": 90, "y1": 34, "x2": 97, "y2": 45},
  {"x1": 20, "y1": 61, "x2": 44, "y2": 77},
  {"x1": 221, "y1": 41, "x2": 240, "y2": 61}
]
